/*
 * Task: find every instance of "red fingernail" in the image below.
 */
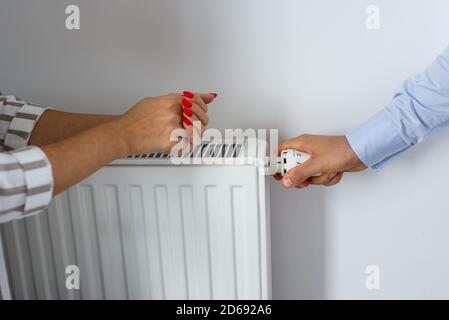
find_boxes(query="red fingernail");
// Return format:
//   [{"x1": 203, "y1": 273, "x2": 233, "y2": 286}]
[
  {"x1": 183, "y1": 91, "x2": 194, "y2": 99},
  {"x1": 183, "y1": 108, "x2": 192, "y2": 117},
  {"x1": 210, "y1": 93, "x2": 218, "y2": 97},
  {"x1": 182, "y1": 116, "x2": 192, "y2": 126},
  {"x1": 182, "y1": 98, "x2": 192, "y2": 108}
]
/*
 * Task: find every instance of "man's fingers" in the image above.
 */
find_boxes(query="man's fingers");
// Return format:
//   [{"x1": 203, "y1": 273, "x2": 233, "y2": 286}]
[
  {"x1": 277, "y1": 139, "x2": 296, "y2": 155},
  {"x1": 324, "y1": 172, "x2": 343, "y2": 186},
  {"x1": 309, "y1": 172, "x2": 338, "y2": 185},
  {"x1": 277, "y1": 135, "x2": 309, "y2": 155},
  {"x1": 281, "y1": 160, "x2": 320, "y2": 188}
]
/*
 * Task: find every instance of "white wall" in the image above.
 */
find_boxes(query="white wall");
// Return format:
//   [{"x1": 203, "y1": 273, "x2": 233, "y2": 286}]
[{"x1": 1, "y1": 0, "x2": 449, "y2": 299}]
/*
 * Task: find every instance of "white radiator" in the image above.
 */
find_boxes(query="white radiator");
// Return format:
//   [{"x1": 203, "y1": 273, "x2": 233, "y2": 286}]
[{"x1": 0, "y1": 142, "x2": 271, "y2": 300}]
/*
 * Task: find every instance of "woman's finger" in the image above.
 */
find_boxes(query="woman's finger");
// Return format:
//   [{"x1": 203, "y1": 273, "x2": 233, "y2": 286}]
[
  {"x1": 198, "y1": 93, "x2": 217, "y2": 104},
  {"x1": 182, "y1": 113, "x2": 204, "y2": 146},
  {"x1": 182, "y1": 91, "x2": 208, "y2": 112},
  {"x1": 183, "y1": 101, "x2": 209, "y2": 126}
]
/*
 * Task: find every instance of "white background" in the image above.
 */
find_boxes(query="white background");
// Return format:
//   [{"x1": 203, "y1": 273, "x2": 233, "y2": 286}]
[{"x1": 1, "y1": 0, "x2": 449, "y2": 299}]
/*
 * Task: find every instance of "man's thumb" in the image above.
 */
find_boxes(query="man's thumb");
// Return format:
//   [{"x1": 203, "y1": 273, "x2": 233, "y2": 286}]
[{"x1": 282, "y1": 160, "x2": 318, "y2": 188}]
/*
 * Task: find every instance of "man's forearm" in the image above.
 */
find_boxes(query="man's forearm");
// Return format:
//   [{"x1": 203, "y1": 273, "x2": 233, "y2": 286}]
[
  {"x1": 346, "y1": 44, "x2": 449, "y2": 170},
  {"x1": 42, "y1": 120, "x2": 127, "y2": 195},
  {"x1": 29, "y1": 109, "x2": 119, "y2": 147}
]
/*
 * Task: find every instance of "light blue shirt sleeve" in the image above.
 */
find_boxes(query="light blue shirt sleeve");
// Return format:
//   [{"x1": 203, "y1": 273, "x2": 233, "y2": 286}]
[{"x1": 346, "y1": 45, "x2": 449, "y2": 170}]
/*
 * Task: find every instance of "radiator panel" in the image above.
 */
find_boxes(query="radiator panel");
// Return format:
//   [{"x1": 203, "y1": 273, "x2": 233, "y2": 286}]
[{"x1": 1, "y1": 164, "x2": 270, "y2": 299}]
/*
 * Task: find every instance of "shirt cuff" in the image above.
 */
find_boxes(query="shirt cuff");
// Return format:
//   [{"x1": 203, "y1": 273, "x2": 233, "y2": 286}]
[
  {"x1": 9, "y1": 146, "x2": 53, "y2": 215},
  {"x1": 4, "y1": 101, "x2": 50, "y2": 150},
  {"x1": 346, "y1": 109, "x2": 410, "y2": 170}
]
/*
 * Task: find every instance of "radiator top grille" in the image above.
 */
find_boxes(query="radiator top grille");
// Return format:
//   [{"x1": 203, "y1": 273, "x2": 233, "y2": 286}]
[{"x1": 127, "y1": 142, "x2": 245, "y2": 159}]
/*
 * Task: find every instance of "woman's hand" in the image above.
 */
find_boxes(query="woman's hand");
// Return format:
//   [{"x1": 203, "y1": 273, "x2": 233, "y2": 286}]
[
  {"x1": 115, "y1": 92, "x2": 216, "y2": 156},
  {"x1": 39, "y1": 91, "x2": 216, "y2": 195},
  {"x1": 275, "y1": 134, "x2": 367, "y2": 188}
]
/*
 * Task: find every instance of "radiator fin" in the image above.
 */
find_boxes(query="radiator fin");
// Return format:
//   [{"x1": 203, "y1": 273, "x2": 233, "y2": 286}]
[
  {"x1": 232, "y1": 186, "x2": 262, "y2": 298},
  {"x1": 128, "y1": 185, "x2": 153, "y2": 299},
  {"x1": 25, "y1": 213, "x2": 58, "y2": 299},
  {"x1": 155, "y1": 185, "x2": 189, "y2": 299},
  {"x1": 180, "y1": 185, "x2": 212, "y2": 299},
  {"x1": 206, "y1": 185, "x2": 237, "y2": 299},
  {"x1": 69, "y1": 185, "x2": 105, "y2": 299},
  {"x1": 47, "y1": 196, "x2": 80, "y2": 300},
  {"x1": 2, "y1": 221, "x2": 36, "y2": 299},
  {"x1": 97, "y1": 185, "x2": 127, "y2": 299},
  {"x1": 142, "y1": 185, "x2": 165, "y2": 299}
]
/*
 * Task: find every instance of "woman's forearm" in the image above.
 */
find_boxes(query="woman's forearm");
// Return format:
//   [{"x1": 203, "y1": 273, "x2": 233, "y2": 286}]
[
  {"x1": 42, "y1": 120, "x2": 127, "y2": 195},
  {"x1": 29, "y1": 109, "x2": 119, "y2": 147}
]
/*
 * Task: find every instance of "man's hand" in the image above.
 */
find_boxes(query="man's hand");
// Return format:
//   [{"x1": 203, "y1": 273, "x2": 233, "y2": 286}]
[{"x1": 275, "y1": 134, "x2": 367, "y2": 188}]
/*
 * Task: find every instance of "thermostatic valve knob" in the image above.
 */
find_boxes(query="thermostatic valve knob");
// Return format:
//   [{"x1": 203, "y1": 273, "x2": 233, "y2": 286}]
[{"x1": 278, "y1": 149, "x2": 311, "y2": 176}]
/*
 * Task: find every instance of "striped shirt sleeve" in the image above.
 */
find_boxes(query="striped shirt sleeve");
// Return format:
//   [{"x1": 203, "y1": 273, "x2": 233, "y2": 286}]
[{"x1": 0, "y1": 93, "x2": 53, "y2": 224}]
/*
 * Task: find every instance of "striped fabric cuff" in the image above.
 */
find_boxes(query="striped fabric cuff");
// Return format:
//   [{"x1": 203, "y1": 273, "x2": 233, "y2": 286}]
[
  {"x1": 9, "y1": 146, "x2": 53, "y2": 215},
  {"x1": 3, "y1": 98, "x2": 50, "y2": 150}
]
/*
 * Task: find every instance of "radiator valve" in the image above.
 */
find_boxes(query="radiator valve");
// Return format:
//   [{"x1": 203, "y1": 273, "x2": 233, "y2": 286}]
[{"x1": 268, "y1": 149, "x2": 311, "y2": 176}]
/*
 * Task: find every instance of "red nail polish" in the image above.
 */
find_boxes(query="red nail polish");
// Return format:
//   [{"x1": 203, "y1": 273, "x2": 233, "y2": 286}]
[
  {"x1": 182, "y1": 98, "x2": 192, "y2": 108},
  {"x1": 183, "y1": 91, "x2": 194, "y2": 99},
  {"x1": 183, "y1": 108, "x2": 193, "y2": 117},
  {"x1": 182, "y1": 116, "x2": 192, "y2": 126},
  {"x1": 210, "y1": 93, "x2": 218, "y2": 97}
]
